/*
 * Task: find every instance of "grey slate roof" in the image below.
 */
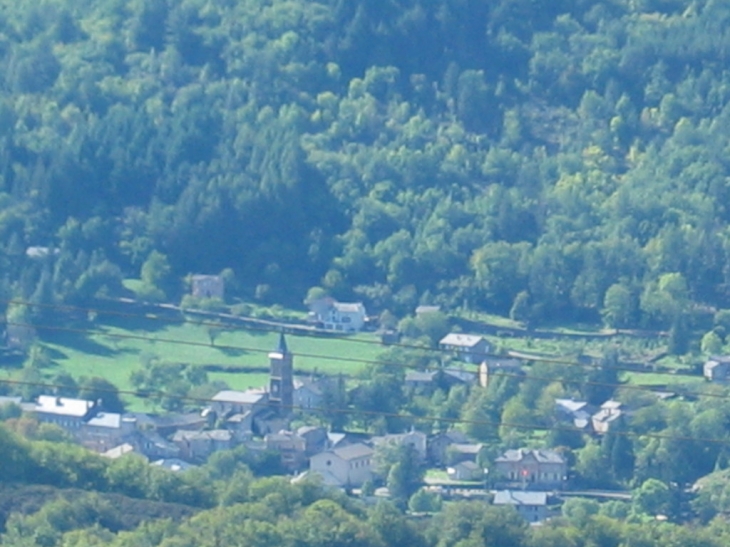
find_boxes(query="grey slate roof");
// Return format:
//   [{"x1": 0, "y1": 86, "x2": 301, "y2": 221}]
[
  {"x1": 450, "y1": 443, "x2": 483, "y2": 454},
  {"x1": 332, "y1": 443, "x2": 374, "y2": 461},
  {"x1": 493, "y1": 490, "x2": 547, "y2": 506},
  {"x1": 495, "y1": 449, "x2": 565, "y2": 464},
  {"x1": 405, "y1": 370, "x2": 439, "y2": 383},
  {"x1": 455, "y1": 460, "x2": 481, "y2": 471},
  {"x1": 172, "y1": 429, "x2": 233, "y2": 442}
]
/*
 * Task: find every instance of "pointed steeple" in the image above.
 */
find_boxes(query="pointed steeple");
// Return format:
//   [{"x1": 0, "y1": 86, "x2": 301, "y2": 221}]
[{"x1": 275, "y1": 331, "x2": 289, "y2": 355}]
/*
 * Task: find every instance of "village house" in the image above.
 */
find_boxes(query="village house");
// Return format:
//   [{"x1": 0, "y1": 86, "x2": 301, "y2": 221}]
[
  {"x1": 296, "y1": 426, "x2": 329, "y2": 456},
  {"x1": 265, "y1": 430, "x2": 308, "y2": 471},
  {"x1": 308, "y1": 298, "x2": 367, "y2": 332},
  {"x1": 309, "y1": 443, "x2": 374, "y2": 488},
  {"x1": 428, "y1": 430, "x2": 471, "y2": 466},
  {"x1": 211, "y1": 389, "x2": 268, "y2": 418},
  {"x1": 77, "y1": 412, "x2": 138, "y2": 451},
  {"x1": 446, "y1": 443, "x2": 483, "y2": 465},
  {"x1": 439, "y1": 333, "x2": 492, "y2": 364},
  {"x1": 448, "y1": 460, "x2": 483, "y2": 481},
  {"x1": 141, "y1": 412, "x2": 208, "y2": 437},
  {"x1": 191, "y1": 274, "x2": 225, "y2": 300},
  {"x1": 404, "y1": 368, "x2": 476, "y2": 395},
  {"x1": 494, "y1": 449, "x2": 567, "y2": 490},
  {"x1": 591, "y1": 399, "x2": 624, "y2": 434},
  {"x1": 32, "y1": 396, "x2": 98, "y2": 430},
  {"x1": 293, "y1": 376, "x2": 339, "y2": 410},
  {"x1": 326, "y1": 431, "x2": 371, "y2": 450},
  {"x1": 493, "y1": 491, "x2": 549, "y2": 523},
  {"x1": 404, "y1": 370, "x2": 440, "y2": 393},
  {"x1": 555, "y1": 398, "x2": 595, "y2": 431},
  {"x1": 127, "y1": 429, "x2": 182, "y2": 460},
  {"x1": 704, "y1": 356, "x2": 730, "y2": 383},
  {"x1": 371, "y1": 430, "x2": 428, "y2": 462},
  {"x1": 172, "y1": 429, "x2": 233, "y2": 462}
]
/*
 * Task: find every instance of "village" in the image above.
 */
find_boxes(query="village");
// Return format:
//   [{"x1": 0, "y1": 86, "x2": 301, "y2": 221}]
[
  {"x1": 4, "y1": 278, "x2": 730, "y2": 524},
  {"x1": 1, "y1": 311, "x2": 682, "y2": 524}
]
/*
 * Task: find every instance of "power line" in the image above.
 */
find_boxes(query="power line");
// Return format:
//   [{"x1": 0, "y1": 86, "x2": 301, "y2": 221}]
[
  {"x1": 6, "y1": 319, "x2": 715, "y2": 402},
  {"x1": 4, "y1": 297, "x2": 678, "y2": 377},
  {"x1": 4, "y1": 319, "x2": 720, "y2": 403},
  {"x1": 1, "y1": 377, "x2": 728, "y2": 447}
]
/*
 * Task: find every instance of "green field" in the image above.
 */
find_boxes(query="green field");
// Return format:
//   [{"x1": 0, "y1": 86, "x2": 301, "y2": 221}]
[{"x1": 24, "y1": 315, "x2": 385, "y2": 406}]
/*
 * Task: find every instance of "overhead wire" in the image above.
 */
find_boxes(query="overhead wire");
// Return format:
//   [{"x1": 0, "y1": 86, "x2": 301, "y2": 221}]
[
  {"x1": 4, "y1": 298, "x2": 679, "y2": 377},
  {"x1": 4, "y1": 319, "x2": 719, "y2": 404},
  {"x1": 2, "y1": 298, "x2": 664, "y2": 369},
  {"x1": 1, "y1": 377, "x2": 728, "y2": 447}
]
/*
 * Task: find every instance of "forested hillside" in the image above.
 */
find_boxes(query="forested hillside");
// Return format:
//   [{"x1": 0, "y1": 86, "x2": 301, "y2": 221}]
[{"x1": 2, "y1": 0, "x2": 730, "y2": 329}]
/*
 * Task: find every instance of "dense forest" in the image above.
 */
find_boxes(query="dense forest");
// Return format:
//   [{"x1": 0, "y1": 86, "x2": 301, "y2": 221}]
[{"x1": 3, "y1": 0, "x2": 730, "y2": 328}]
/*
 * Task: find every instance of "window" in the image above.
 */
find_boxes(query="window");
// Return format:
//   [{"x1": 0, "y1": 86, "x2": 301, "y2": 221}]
[
  {"x1": 326, "y1": 460, "x2": 332, "y2": 466},
  {"x1": 341, "y1": 316, "x2": 351, "y2": 323}
]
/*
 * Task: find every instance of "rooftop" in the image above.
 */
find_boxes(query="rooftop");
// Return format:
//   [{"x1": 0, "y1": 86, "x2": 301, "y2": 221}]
[
  {"x1": 405, "y1": 370, "x2": 439, "y2": 383},
  {"x1": 495, "y1": 449, "x2": 565, "y2": 464},
  {"x1": 439, "y1": 333, "x2": 486, "y2": 348},
  {"x1": 555, "y1": 399, "x2": 589, "y2": 413},
  {"x1": 432, "y1": 430, "x2": 470, "y2": 444},
  {"x1": 191, "y1": 274, "x2": 222, "y2": 281},
  {"x1": 443, "y1": 369, "x2": 477, "y2": 384},
  {"x1": 332, "y1": 443, "x2": 374, "y2": 461},
  {"x1": 333, "y1": 302, "x2": 365, "y2": 313},
  {"x1": 212, "y1": 389, "x2": 267, "y2": 405},
  {"x1": 86, "y1": 412, "x2": 122, "y2": 429},
  {"x1": 451, "y1": 443, "x2": 483, "y2": 454},
  {"x1": 493, "y1": 490, "x2": 547, "y2": 506},
  {"x1": 708, "y1": 355, "x2": 730, "y2": 364},
  {"x1": 35, "y1": 396, "x2": 95, "y2": 418},
  {"x1": 172, "y1": 429, "x2": 233, "y2": 442},
  {"x1": 102, "y1": 444, "x2": 136, "y2": 459},
  {"x1": 455, "y1": 460, "x2": 481, "y2": 471}
]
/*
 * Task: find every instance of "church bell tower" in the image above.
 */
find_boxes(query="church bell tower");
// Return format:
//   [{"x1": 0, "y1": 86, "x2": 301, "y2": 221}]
[{"x1": 269, "y1": 332, "x2": 293, "y2": 414}]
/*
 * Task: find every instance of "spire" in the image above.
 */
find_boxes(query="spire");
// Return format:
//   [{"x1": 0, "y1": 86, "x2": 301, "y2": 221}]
[{"x1": 275, "y1": 332, "x2": 288, "y2": 354}]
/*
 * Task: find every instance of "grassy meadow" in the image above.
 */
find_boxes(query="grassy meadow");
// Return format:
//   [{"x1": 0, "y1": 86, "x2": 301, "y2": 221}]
[{"x1": 13, "y1": 312, "x2": 386, "y2": 408}]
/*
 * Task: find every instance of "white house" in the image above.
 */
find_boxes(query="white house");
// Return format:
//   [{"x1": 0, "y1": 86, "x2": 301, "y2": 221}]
[
  {"x1": 32, "y1": 396, "x2": 98, "y2": 429},
  {"x1": 309, "y1": 443, "x2": 374, "y2": 487},
  {"x1": 704, "y1": 356, "x2": 730, "y2": 383},
  {"x1": 308, "y1": 298, "x2": 367, "y2": 332},
  {"x1": 591, "y1": 400, "x2": 624, "y2": 434}
]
